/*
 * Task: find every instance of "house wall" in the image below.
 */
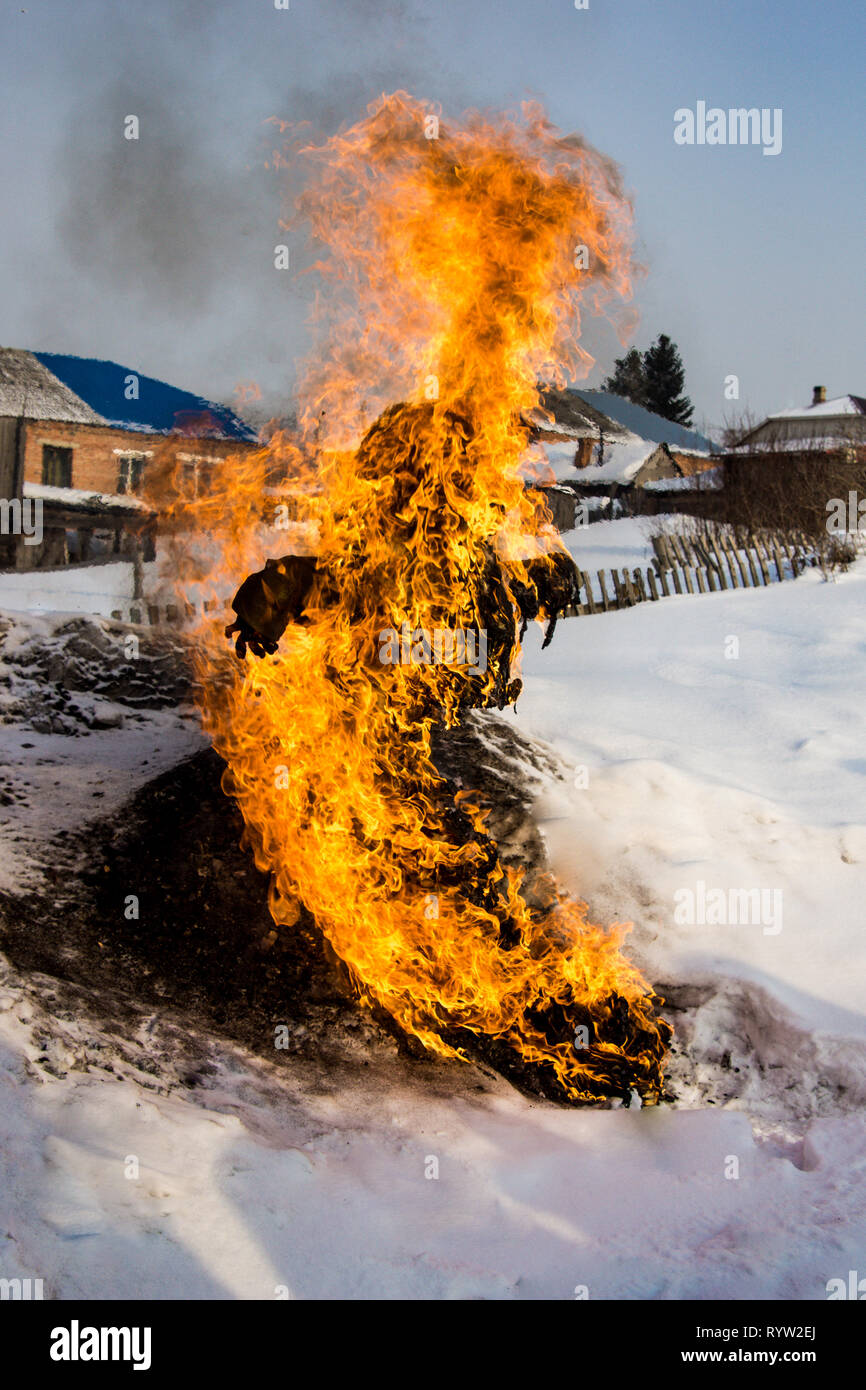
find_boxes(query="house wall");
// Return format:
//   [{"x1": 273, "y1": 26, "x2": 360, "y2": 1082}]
[
  {"x1": 745, "y1": 417, "x2": 866, "y2": 449},
  {"x1": 669, "y1": 450, "x2": 718, "y2": 477},
  {"x1": 575, "y1": 437, "x2": 595, "y2": 468},
  {"x1": 0, "y1": 417, "x2": 21, "y2": 497},
  {"x1": 20, "y1": 420, "x2": 251, "y2": 495},
  {"x1": 0, "y1": 417, "x2": 23, "y2": 567},
  {"x1": 633, "y1": 447, "x2": 679, "y2": 485}
]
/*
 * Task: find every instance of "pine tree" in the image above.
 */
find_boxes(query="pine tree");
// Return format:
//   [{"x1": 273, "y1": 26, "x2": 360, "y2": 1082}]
[
  {"x1": 641, "y1": 334, "x2": 694, "y2": 426},
  {"x1": 602, "y1": 348, "x2": 647, "y2": 406}
]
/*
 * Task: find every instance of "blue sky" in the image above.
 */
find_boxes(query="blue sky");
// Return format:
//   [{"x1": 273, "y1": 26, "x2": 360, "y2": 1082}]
[{"x1": 1, "y1": 0, "x2": 863, "y2": 431}]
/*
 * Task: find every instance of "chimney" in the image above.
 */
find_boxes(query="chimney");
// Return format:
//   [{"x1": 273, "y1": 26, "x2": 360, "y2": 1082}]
[{"x1": 812, "y1": 385, "x2": 826, "y2": 406}]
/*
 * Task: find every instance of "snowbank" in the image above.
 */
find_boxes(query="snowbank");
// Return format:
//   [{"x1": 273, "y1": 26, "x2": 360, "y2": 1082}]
[{"x1": 1, "y1": 557, "x2": 864, "y2": 1300}]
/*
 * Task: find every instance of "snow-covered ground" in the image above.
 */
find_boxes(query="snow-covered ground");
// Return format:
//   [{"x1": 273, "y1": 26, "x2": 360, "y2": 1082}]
[
  {"x1": 0, "y1": 560, "x2": 143, "y2": 617},
  {"x1": 1, "y1": 535, "x2": 864, "y2": 1300},
  {"x1": 562, "y1": 515, "x2": 657, "y2": 574}
]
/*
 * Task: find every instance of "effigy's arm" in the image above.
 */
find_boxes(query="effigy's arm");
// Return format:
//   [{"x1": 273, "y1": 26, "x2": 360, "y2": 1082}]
[
  {"x1": 225, "y1": 549, "x2": 579, "y2": 663},
  {"x1": 225, "y1": 554, "x2": 318, "y2": 659}
]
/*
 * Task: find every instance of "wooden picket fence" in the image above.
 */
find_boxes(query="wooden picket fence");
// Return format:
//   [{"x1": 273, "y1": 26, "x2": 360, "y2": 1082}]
[
  {"x1": 109, "y1": 528, "x2": 840, "y2": 628},
  {"x1": 565, "y1": 529, "x2": 819, "y2": 617},
  {"x1": 110, "y1": 595, "x2": 232, "y2": 627}
]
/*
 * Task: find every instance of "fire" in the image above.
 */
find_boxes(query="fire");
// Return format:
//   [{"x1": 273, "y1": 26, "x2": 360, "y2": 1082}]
[{"x1": 154, "y1": 93, "x2": 670, "y2": 1102}]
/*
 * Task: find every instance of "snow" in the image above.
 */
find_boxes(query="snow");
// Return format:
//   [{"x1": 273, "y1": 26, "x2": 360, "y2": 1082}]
[
  {"x1": 514, "y1": 562, "x2": 866, "y2": 1034},
  {"x1": 23, "y1": 482, "x2": 150, "y2": 512},
  {"x1": 519, "y1": 439, "x2": 579, "y2": 482},
  {"x1": 770, "y1": 396, "x2": 864, "y2": 419},
  {"x1": 582, "y1": 435, "x2": 660, "y2": 483},
  {"x1": 2, "y1": 983, "x2": 855, "y2": 1300},
  {"x1": 0, "y1": 561, "x2": 145, "y2": 617},
  {"x1": 518, "y1": 434, "x2": 663, "y2": 486},
  {"x1": 0, "y1": 609, "x2": 205, "y2": 891},
  {"x1": 643, "y1": 466, "x2": 723, "y2": 492},
  {"x1": 731, "y1": 435, "x2": 864, "y2": 453},
  {"x1": 0, "y1": 712, "x2": 205, "y2": 895},
  {"x1": 560, "y1": 515, "x2": 656, "y2": 573},
  {"x1": 1, "y1": 547, "x2": 865, "y2": 1300}
]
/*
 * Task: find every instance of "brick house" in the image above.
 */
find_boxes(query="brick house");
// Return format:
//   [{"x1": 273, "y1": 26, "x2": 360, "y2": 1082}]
[{"x1": 0, "y1": 348, "x2": 258, "y2": 569}]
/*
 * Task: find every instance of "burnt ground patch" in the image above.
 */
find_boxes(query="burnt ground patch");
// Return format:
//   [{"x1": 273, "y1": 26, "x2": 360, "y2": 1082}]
[
  {"x1": 0, "y1": 748, "x2": 383, "y2": 1073},
  {"x1": 0, "y1": 726, "x2": 602, "y2": 1101},
  {"x1": 0, "y1": 713, "x2": 678, "y2": 1104}
]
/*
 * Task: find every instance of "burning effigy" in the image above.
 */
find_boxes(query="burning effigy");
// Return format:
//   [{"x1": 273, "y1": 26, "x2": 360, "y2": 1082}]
[{"x1": 156, "y1": 92, "x2": 671, "y2": 1102}]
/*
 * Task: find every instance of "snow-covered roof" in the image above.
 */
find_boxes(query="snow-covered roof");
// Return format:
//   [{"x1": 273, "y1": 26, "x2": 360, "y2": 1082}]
[
  {"x1": 0, "y1": 346, "x2": 258, "y2": 442},
  {"x1": 24, "y1": 481, "x2": 151, "y2": 513},
  {"x1": 519, "y1": 439, "x2": 579, "y2": 483},
  {"x1": 571, "y1": 389, "x2": 715, "y2": 454},
  {"x1": 768, "y1": 395, "x2": 866, "y2": 420},
  {"x1": 580, "y1": 436, "x2": 663, "y2": 484},
  {"x1": 0, "y1": 348, "x2": 104, "y2": 425},
  {"x1": 530, "y1": 388, "x2": 632, "y2": 441},
  {"x1": 730, "y1": 435, "x2": 866, "y2": 455},
  {"x1": 522, "y1": 430, "x2": 704, "y2": 489},
  {"x1": 732, "y1": 393, "x2": 866, "y2": 452}
]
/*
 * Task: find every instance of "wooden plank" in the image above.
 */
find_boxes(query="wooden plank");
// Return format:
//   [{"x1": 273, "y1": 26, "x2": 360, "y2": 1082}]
[
  {"x1": 633, "y1": 568, "x2": 647, "y2": 602},
  {"x1": 708, "y1": 552, "x2": 726, "y2": 590},
  {"x1": 726, "y1": 540, "x2": 747, "y2": 587},
  {"x1": 709, "y1": 533, "x2": 730, "y2": 587},
  {"x1": 721, "y1": 540, "x2": 739, "y2": 587},
  {"x1": 597, "y1": 570, "x2": 611, "y2": 611},
  {"x1": 582, "y1": 568, "x2": 597, "y2": 614},
  {"x1": 696, "y1": 568, "x2": 707, "y2": 594},
  {"x1": 755, "y1": 540, "x2": 771, "y2": 585},
  {"x1": 772, "y1": 539, "x2": 786, "y2": 582},
  {"x1": 647, "y1": 567, "x2": 659, "y2": 600},
  {"x1": 671, "y1": 567, "x2": 683, "y2": 595},
  {"x1": 623, "y1": 568, "x2": 638, "y2": 604},
  {"x1": 682, "y1": 566, "x2": 695, "y2": 595},
  {"x1": 657, "y1": 565, "x2": 670, "y2": 598},
  {"x1": 745, "y1": 544, "x2": 761, "y2": 586},
  {"x1": 572, "y1": 571, "x2": 587, "y2": 615},
  {"x1": 693, "y1": 537, "x2": 717, "y2": 576}
]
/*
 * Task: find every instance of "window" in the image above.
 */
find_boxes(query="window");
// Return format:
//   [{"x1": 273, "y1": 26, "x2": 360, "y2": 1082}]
[
  {"x1": 178, "y1": 453, "x2": 218, "y2": 498},
  {"x1": 117, "y1": 454, "x2": 145, "y2": 495},
  {"x1": 41, "y1": 444, "x2": 73, "y2": 488},
  {"x1": 181, "y1": 459, "x2": 201, "y2": 496}
]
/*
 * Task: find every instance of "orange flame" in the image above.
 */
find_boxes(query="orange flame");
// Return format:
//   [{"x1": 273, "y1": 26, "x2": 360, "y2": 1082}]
[{"x1": 155, "y1": 93, "x2": 670, "y2": 1101}]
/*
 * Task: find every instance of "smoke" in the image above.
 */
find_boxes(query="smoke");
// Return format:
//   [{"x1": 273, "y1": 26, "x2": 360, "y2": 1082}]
[{"x1": 46, "y1": 0, "x2": 462, "y2": 410}]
